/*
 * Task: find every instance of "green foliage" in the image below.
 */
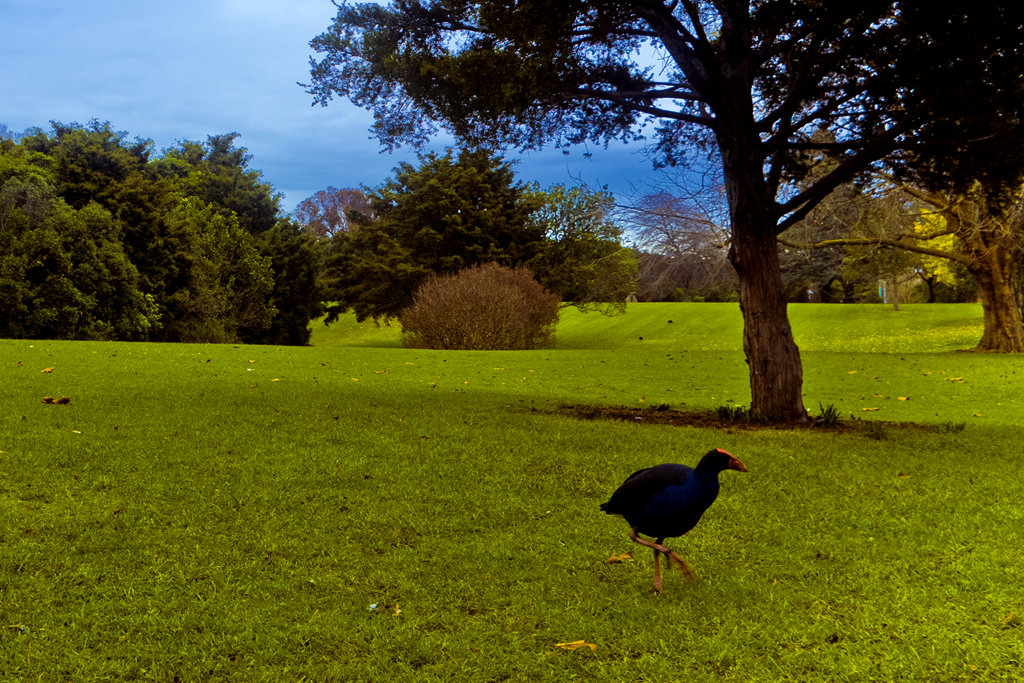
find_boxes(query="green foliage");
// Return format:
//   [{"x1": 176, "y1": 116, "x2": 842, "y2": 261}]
[
  {"x1": 0, "y1": 157, "x2": 156, "y2": 340},
  {"x1": 249, "y1": 220, "x2": 325, "y2": 345},
  {"x1": 816, "y1": 402, "x2": 842, "y2": 428},
  {"x1": 161, "y1": 197, "x2": 275, "y2": 343},
  {"x1": 526, "y1": 184, "x2": 636, "y2": 311},
  {"x1": 399, "y1": 262, "x2": 559, "y2": 350},
  {"x1": 323, "y1": 149, "x2": 545, "y2": 322},
  {"x1": 0, "y1": 122, "x2": 322, "y2": 344},
  {"x1": 162, "y1": 133, "x2": 280, "y2": 234}
]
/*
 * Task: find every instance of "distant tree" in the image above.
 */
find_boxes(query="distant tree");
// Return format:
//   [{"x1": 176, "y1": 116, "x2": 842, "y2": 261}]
[
  {"x1": 307, "y1": 0, "x2": 1024, "y2": 422},
  {"x1": 294, "y1": 186, "x2": 371, "y2": 239},
  {"x1": 249, "y1": 219, "x2": 324, "y2": 345},
  {"x1": 0, "y1": 154, "x2": 156, "y2": 339},
  {"x1": 160, "y1": 197, "x2": 275, "y2": 343},
  {"x1": 628, "y1": 192, "x2": 736, "y2": 301},
  {"x1": 20, "y1": 120, "x2": 152, "y2": 210},
  {"x1": 162, "y1": 134, "x2": 280, "y2": 234},
  {"x1": 526, "y1": 184, "x2": 636, "y2": 310},
  {"x1": 323, "y1": 149, "x2": 544, "y2": 322}
]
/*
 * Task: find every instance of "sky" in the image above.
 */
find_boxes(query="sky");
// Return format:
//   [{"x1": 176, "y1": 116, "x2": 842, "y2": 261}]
[{"x1": 1, "y1": 0, "x2": 669, "y2": 213}]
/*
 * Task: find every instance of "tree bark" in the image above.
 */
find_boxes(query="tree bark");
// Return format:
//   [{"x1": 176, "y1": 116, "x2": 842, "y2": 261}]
[
  {"x1": 944, "y1": 194, "x2": 1024, "y2": 352},
  {"x1": 965, "y1": 239, "x2": 1024, "y2": 352},
  {"x1": 730, "y1": 224, "x2": 810, "y2": 423},
  {"x1": 721, "y1": 144, "x2": 810, "y2": 423}
]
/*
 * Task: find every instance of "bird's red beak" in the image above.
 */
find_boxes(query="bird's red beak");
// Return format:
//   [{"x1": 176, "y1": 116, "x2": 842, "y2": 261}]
[{"x1": 728, "y1": 456, "x2": 748, "y2": 472}]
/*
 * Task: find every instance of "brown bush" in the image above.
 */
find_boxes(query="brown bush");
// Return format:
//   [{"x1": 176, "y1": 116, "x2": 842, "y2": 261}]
[{"x1": 400, "y1": 263, "x2": 559, "y2": 350}]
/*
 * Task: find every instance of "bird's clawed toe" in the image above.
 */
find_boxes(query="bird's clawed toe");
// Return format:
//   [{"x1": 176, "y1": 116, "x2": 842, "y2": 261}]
[{"x1": 666, "y1": 552, "x2": 697, "y2": 580}]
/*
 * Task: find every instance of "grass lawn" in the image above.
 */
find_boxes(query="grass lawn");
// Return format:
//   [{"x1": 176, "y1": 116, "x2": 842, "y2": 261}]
[{"x1": 1, "y1": 303, "x2": 1022, "y2": 680}]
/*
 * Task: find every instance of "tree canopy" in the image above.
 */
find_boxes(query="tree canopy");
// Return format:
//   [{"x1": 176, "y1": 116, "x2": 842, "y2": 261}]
[
  {"x1": 1, "y1": 121, "x2": 323, "y2": 344},
  {"x1": 322, "y1": 148, "x2": 545, "y2": 322}
]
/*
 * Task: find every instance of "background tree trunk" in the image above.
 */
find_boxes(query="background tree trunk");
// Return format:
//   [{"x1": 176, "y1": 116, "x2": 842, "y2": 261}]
[{"x1": 969, "y1": 248, "x2": 1024, "y2": 352}]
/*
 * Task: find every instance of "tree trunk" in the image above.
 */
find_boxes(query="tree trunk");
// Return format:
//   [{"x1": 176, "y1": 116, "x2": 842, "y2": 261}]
[
  {"x1": 969, "y1": 248, "x2": 1024, "y2": 352},
  {"x1": 730, "y1": 224, "x2": 810, "y2": 423},
  {"x1": 948, "y1": 197, "x2": 1024, "y2": 352}
]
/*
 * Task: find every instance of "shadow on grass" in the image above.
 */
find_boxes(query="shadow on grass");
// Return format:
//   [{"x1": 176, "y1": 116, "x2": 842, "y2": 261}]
[{"x1": 555, "y1": 403, "x2": 952, "y2": 436}]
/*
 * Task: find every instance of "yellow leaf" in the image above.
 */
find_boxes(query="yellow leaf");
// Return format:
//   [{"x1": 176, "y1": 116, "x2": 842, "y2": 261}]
[
  {"x1": 861, "y1": 407, "x2": 880, "y2": 412},
  {"x1": 848, "y1": 371, "x2": 858, "y2": 374},
  {"x1": 605, "y1": 552, "x2": 633, "y2": 564},
  {"x1": 271, "y1": 378, "x2": 280, "y2": 382},
  {"x1": 41, "y1": 367, "x2": 54, "y2": 373},
  {"x1": 555, "y1": 640, "x2": 597, "y2": 653},
  {"x1": 898, "y1": 396, "x2": 909, "y2": 401},
  {"x1": 949, "y1": 377, "x2": 964, "y2": 382}
]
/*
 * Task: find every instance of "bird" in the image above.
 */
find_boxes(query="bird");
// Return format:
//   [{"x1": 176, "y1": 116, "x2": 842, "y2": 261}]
[{"x1": 600, "y1": 448, "x2": 747, "y2": 593}]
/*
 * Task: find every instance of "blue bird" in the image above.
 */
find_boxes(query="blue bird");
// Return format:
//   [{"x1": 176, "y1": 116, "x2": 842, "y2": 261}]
[{"x1": 600, "y1": 448, "x2": 747, "y2": 593}]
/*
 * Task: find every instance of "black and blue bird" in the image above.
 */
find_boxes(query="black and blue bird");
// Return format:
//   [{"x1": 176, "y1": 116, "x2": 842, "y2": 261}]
[{"x1": 600, "y1": 448, "x2": 747, "y2": 593}]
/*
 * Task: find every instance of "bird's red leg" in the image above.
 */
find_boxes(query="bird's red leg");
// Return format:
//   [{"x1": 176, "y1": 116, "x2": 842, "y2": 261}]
[
  {"x1": 628, "y1": 528, "x2": 697, "y2": 582},
  {"x1": 665, "y1": 551, "x2": 697, "y2": 580},
  {"x1": 652, "y1": 546, "x2": 662, "y2": 594},
  {"x1": 628, "y1": 527, "x2": 673, "y2": 555}
]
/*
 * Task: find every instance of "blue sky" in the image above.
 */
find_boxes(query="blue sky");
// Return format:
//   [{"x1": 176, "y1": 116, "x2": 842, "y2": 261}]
[{"x1": 2, "y1": 0, "x2": 666, "y2": 212}]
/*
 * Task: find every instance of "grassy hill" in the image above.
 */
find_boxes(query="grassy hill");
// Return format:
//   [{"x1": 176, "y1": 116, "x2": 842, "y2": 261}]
[{"x1": 2, "y1": 303, "x2": 1022, "y2": 681}]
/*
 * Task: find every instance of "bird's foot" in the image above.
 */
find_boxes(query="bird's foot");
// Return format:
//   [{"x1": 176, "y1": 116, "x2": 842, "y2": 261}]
[{"x1": 665, "y1": 551, "x2": 697, "y2": 580}]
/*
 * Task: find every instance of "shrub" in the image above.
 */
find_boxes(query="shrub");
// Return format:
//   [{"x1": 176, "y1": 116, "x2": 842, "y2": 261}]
[{"x1": 400, "y1": 262, "x2": 559, "y2": 350}]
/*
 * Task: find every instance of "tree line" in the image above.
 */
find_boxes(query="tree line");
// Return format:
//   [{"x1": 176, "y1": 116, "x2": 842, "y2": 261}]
[
  {"x1": 0, "y1": 121, "x2": 321, "y2": 344},
  {"x1": 0, "y1": 123, "x2": 638, "y2": 344}
]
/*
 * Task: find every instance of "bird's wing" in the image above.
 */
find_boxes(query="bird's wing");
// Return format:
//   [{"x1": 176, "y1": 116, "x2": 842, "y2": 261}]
[{"x1": 601, "y1": 464, "x2": 692, "y2": 516}]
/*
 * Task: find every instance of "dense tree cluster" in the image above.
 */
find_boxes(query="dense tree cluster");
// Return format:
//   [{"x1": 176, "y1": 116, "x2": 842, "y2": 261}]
[
  {"x1": 312, "y1": 149, "x2": 636, "y2": 323},
  {"x1": 0, "y1": 121, "x2": 323, "y2": 344}
]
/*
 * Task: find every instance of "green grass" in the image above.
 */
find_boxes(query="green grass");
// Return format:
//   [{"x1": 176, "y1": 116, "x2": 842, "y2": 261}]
[{"x1": 2, "y1": 303, "x2": 1023, "y2": 680}]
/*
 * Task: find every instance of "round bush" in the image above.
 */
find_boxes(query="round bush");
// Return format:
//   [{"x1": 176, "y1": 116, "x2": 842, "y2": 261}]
[{"x1": 400, "y1": 262, "x2": 559, "y2": 350}]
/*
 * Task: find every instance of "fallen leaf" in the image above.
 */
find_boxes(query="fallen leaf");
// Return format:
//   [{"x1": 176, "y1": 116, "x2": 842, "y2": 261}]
[
  {"x1": 949, "y1": 377, "x2": 964, "y2": 382},
  {"x1": 848, "y1": 371, "x2": 858, "y2": 374},
  {"x1": 393, "y1": 604, "x2": 402, "y2": 616},
  {"x1": 41, "y1": 367, "x2": 54, "y2": 373},
  {"x1": 605, "y1": 552, "x2": 633, "y2": 564},
  {"x1": 897, "y1": 471, "x2": 911, "y2": 478},
  {"x1": 922, "y1": 371, "x2": 932, "y2": 376},
  {"x1": 271, "y1": 378, "x2": 280, "y2": 382},
  {"x1": 897, "y1": 396, "x2": 909, "y2": 401},
  {"x1": 555, "y1": 640, "x2": 597, "y2": 653},
  {"x1": 872, "y1": 393, "x2": 884, "y2": 398},
  {"x1": 861, "y1": 407, "x2": 880, "y2": 412}
]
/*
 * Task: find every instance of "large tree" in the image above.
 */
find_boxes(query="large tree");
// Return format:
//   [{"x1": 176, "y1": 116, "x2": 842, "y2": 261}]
[{"x1": 306, "y1": 1, "x2": 1024, "y2": 422}]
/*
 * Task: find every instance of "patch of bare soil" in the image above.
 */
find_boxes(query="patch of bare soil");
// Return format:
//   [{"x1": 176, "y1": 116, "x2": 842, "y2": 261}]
[{"x1": 556, "y1": 404, "x2": 938, "y2": 434}]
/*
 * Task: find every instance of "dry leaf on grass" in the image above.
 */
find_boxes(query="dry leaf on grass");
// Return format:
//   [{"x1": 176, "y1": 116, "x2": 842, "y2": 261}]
[
  {"x1": 605, "y1": 552, "x2": 633, "y2": 564},
  {"x1": 555, "y1": 640, "x2": 597, "y2": 653}
]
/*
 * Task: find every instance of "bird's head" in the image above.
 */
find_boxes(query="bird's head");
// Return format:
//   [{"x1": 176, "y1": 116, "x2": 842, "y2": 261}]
[{"x1": 699, "y1": 448, "x2": 748, "y2": 473}]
